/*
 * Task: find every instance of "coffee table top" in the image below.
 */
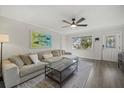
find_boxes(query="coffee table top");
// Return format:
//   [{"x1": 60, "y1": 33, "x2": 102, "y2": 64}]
[{"x1": 46, "y1": 58, "x2": 78, "y2": 72}]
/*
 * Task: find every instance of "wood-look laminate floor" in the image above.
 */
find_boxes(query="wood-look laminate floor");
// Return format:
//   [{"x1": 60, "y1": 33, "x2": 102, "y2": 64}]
[
  {"x1": 1, "y1": 59, "x2": 124, "y2": 88},
  {"x1": 85, "y1": 60, "x2": 124, "y2": 88}
]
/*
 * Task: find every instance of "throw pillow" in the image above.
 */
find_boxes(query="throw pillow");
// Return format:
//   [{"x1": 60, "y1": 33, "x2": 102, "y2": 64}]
[
  {"x1": 42, "y1": 53, "x2": 53, "y2": 59},
  {"x1": 20, "y1": 55, "x2": 33, "y2": 65},
  {"x1": 9, "y1": 56, "x2": 24, "y2": 68},
  {"x1": 61, "y1": 50, "x2": 65, "y2": 55},
  {"x1": 52, "y1": 50, "x2": 61, "y2": 57},
  {"x1": 38, "y1": 52, "x2": 44, "y2": 61},
  {"x1": 29, "y1": 54, "x2": 41, "y2": 64}
]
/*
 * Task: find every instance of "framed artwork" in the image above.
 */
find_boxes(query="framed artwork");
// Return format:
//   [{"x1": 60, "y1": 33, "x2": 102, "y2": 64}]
[
  {"x1": 72, "y1": 36, "x2": 92, "y2": 49},
  {"x1": 106, "y1": 36, "x2": 115, "y2": 48},
  {"x1": 31, "y1": 32, "x2": 52, "y2": 48}
]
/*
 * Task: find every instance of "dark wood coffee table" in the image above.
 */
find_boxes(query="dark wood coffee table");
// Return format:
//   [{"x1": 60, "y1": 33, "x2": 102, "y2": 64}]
[{"x1": 45, "y1": 58, "x2": 78, "y2": 88}]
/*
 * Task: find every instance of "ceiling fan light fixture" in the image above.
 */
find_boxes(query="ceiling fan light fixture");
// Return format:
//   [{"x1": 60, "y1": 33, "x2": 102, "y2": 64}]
[
  {"x1": 62, "y1": 17, "x2": 87, "y2": 28},
  {"x1": 71, "y1": 24, "x2": 77, "y2": 28}
]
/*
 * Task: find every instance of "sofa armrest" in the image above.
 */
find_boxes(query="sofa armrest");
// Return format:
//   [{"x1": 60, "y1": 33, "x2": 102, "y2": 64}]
[{"x1": 2, "y1": 60, "x2": 20, "y2": 88}]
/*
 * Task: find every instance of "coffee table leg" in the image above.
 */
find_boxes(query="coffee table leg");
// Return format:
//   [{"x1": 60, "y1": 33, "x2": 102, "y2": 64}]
[
  {"x1": 60, "y1": 72, "x2": 62, "y2": 88},
  {"x1": 45, "y1": 66, "x2": 46, "y2": 78},
  {"x1": 60, "y1": 83, "x2": 62, "y2": 88},
  {"x1": 76, "y1": 62, "x2": 78, "y2": 71}
]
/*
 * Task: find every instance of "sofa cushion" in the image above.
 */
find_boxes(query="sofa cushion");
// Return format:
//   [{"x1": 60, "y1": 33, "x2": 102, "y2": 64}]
[
  {"x1": 42, "y1": 53, "x2": 53, "y2": 59},
  {"x1": 19, "y1": 62, "x2": 46, "y2": 77},
  {"x1": 8, "y1": 56, "x2": 24, "y2": 68},
  {"x1": 20, "y1": 55, "x2": 33, "y2": 65},
  {"x1": 61, "y1": 50, "x2": 65, "y2": 55},
  {"x1": 38, "y1": 52, "x2": 44, "y2": 61},
  {"x1": 44, "y1": 57, "x2": 63, "y2": 63},
  {"x1": 38, "y1": 50, "x2": 52, "y2": 61},
  {"x1": 29, "y1": 54, "x2": 41, "y2": 64},
  {"x1": 52, "y1": 50, "x2": 62, "y2": 57},
  {"x1": 62, "y1": 55, "x2": 79, "y2": 60}
]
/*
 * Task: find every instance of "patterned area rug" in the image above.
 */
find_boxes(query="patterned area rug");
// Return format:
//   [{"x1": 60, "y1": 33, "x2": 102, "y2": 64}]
[{"x1": 16, "y1": 61, "x2": 92, "y2": 88}]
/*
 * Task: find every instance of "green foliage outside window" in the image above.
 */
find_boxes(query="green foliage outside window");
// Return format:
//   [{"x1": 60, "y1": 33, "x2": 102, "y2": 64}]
[{"x1": 72, "y1": 36, "x2": 92, "y2": 49}]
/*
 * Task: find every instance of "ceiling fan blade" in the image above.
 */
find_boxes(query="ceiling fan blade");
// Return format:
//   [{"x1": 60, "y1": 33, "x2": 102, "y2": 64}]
[
  {"x1": 62, "y1": 20, "x2": 72, "y2": 25},
  {"x1": 76, "y1": 18, "x2": 85, "y2": 24},
  {"x1": 77, "y1": 24, "x2": 87, "y2": 26},
  {"x1": 62, "y1": 25, "x2": 70, "y2": 28}
]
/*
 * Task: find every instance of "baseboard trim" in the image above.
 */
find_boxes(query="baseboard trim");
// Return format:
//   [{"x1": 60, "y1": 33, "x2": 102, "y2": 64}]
[
  {"x1": 80, "y1": 57, "x2": 117, "y2": 63},
  {"x1": 79, "y1": 57, "x2": 100, "y2": 62}
]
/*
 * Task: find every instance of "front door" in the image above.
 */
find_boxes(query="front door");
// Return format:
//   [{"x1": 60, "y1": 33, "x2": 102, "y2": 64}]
[{"x1": 102, "y1": 33, "x2": 121, "y2": 62}]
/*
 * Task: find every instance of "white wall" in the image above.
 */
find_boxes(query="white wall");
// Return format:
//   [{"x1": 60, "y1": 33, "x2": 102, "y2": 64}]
[
  {"x1": 62, "y1": 26, "x2": 124, "y2": 60},
  {"x1": 0, "y1": 16, "x2": 61, "y2": 59}
]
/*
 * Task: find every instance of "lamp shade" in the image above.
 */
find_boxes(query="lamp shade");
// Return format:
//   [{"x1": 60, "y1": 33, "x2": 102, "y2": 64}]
[{"x1": 0, "y1": 34, "x2": 9, "y2": 43}]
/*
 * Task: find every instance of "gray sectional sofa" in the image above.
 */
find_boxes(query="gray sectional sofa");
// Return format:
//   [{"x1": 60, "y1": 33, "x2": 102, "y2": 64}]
[{"x1": 2, "y1": 50, "x2": 78, "y2": 88}]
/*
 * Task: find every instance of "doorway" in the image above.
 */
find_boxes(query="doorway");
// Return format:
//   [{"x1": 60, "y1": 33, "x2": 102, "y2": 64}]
[{"x1": 101, "y1": 33, "x2": 122, "y2": 62}]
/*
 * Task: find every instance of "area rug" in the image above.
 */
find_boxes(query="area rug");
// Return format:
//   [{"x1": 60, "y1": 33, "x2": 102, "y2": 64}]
[{"x1": 16, "y1": 61, "x2": 92, "y2": 88}]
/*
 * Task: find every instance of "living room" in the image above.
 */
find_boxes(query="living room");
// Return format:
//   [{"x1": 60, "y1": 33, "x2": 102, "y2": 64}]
[{"x1": 0, "y1": 4, "x2": 124, "y2": 89}]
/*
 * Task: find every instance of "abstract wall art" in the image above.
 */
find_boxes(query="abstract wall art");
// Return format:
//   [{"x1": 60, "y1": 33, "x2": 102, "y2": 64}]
[{"x1": 31, "y1": 32, "x2": 52, "y2": 48}]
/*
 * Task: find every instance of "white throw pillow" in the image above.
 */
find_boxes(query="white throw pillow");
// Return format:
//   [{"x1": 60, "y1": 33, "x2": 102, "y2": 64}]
[
  {"x1": 43, "y1": 53, "x2": 53, "y2": 59},
  {"x1": 29, "y1": 54, "x2": 41, "y2": 64}
]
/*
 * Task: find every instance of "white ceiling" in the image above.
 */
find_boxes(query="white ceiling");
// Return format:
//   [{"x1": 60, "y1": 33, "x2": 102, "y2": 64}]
[{"x1": 0, "y1": 5, "x2": 124, "y2": 34}]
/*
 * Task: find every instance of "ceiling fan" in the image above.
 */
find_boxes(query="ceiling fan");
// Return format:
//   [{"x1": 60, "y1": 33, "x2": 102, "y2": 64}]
[{"x1": 62, "y1": 17, "x2": 87, "y2": 28}]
